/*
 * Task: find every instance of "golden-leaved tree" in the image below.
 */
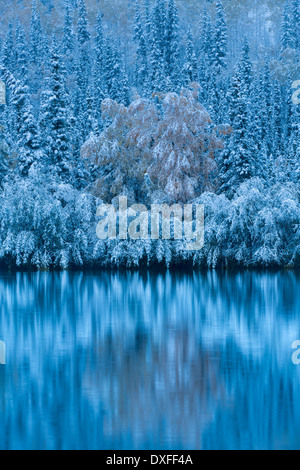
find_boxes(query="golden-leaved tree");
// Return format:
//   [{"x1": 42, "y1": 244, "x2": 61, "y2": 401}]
[{"x1": 82, "y1": 84, "x2": 224, "y2": 204}]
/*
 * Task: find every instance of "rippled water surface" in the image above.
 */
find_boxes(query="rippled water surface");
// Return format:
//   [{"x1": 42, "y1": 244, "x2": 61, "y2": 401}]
[{"x1": 0, "y1": 270, "x2": 300, "y2": 450}]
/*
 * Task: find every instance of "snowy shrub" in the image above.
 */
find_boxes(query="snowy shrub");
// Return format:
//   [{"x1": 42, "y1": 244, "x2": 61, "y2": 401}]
[{"x1": 0, "y1": 171, "x2": 299, "y2": 270}]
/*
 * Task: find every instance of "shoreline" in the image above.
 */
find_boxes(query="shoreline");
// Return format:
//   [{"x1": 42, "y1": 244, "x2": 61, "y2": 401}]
[{"x1": 0, "y1": 263, "x2": 298, "y2": 273}]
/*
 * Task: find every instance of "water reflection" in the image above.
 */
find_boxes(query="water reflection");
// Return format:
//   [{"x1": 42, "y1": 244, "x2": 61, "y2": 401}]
[
  {"x1": 0, "y1": 271, "x2": 300, "y2": 449},
  {"x1": 0, "y1": 341, "x2": 5, "y2": 364}
]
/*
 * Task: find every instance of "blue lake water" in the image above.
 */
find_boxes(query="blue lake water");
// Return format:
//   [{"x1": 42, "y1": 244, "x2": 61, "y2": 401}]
[{"x1": 0, "y1": 270, "x2": 300, "y2": 450}]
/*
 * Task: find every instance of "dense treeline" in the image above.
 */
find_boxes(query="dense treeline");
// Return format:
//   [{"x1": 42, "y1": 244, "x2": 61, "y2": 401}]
[{"x1": 0, "y1": 0, "x2": 299, "y2": 269}]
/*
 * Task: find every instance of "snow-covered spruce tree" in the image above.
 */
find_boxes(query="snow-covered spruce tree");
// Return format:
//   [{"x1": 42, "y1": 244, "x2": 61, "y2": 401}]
[
  {"x1": 148, "y1": 0, "x2": 169, "y2": 92},
  {"x1": 93, "y1": 12, "x2": 107, "y2": 113},
  {"x1": 281, "y1": 0, "x2": 297, "y2": 52},
  {"x1": 67, "y1": 95, "x2": 91, "y2": 190},
  {"x1": 226, "y1": 38, "x2": 252, "y2": 126},
  {"x1": 205, "y1": 72, "x2": 219, "y2": 123},
  {"x1": 30, "y1": 0, "x2": 43, "y2": 63},
  {"x1": 102, "y1": 40, "x2": 114, "y2": 100},
  {"x1": 238, "y1": 38, "x2": 253, "y2": 98},
  {"x1": 95, "y1": 11, "x2": 105, "y2": 71},
  {"x1": 39, "y1": 41, "x2": 72, "y2": 182},
  {"x1": 0, "y1": 119, "x2": 9, "y2": 189},
  {"x1": 75, "y1": 84, "x2": 98, "y2": 149},
  {"x1": 149, "y1": 32, "x2": 166, "y2": 93},
  {"x1": 249, "y1": 73, "x2": 263, "y2": 146},
  {"x1": 291, "y1": 0, "x2": 300, "y2": 50},
  {"x1": 218, "y1": 41, "x2": 256, "y2": 197},
  {"x1": 216, "y1": 76, "x2": 230, "y2": 124},
  {"x1": 77, "y1": 0, "x2": 90, "y2": 46},
  {"x1": 2, "y1": 21, "x2": 15, "y2": 73},
  {"x1": 76, "y1": 46, "x2": 90, "y2": 105},
  {"x1": 211, "y1": 0, "x2": 228, "y2": 74},
  {"x1": 73, "y1": 30, "x2": 93, "y2": 147},
  {"x1": 62, "y1": 0, "x2": 75, "y2": 56},
  {"x1": 85, "y1": 86, "x2": 98, "y2": 137},
  {"x1": 247, "y1": 61, "x2": 274, "y2": 182},
  {"x1": 119, "y1": 63, "x2": 130, "y2": 107},
  {"x1": 75, "y1": 0, "x2": 91, "y2": 118},
  {"x1": 143, "y1": 0, "x2": 152, "y2": 55},
  {"x1": 259, "y1": 62, "x2": 273, "y2": 155},
  {"x1": 29, "y1": 0, "x2": 48, "y2": 94},
  {"x1": 134, "y1": 0, "x2": 149, "y2": 94},
  {"x1": 201, "y1": 8, "x2": 214, "y2": 67},
  {"x1": 183, "y1": 29, "x2": 198, "y2": 86},
  {"x1": 3, "y1": 70, "x2": 40, "y2": 177},
  {"x1": 287, "y1": 77, "x2": 295, "y2": 136},
  {"x1": 165, "y1": 0, "x2": 181, "y2": 91},
  {"x1": 270, "y1": 79, "x2": 283, "y2": 159},
  {"x1": 198, "y1": 8, "x2": 215, "y2": 105},
  {"x1": 247, "y1": 68, "x2": 275, "y2": 182},
  {"x1": 15, "y1": 21, "x2": 29, "y2": 82},
  {"x1": 104, "y1": 41, "x2": 130, "y2": 105},
  {"x1": 152, "y1": 0, "x2": 167, "y2": 58},
  {"x1": 288, "y1": 100, "x2": 300, "y2": 184}
]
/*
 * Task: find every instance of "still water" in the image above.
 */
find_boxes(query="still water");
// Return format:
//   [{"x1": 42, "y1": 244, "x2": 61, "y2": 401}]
[{"x1": 0, "y1": 270, "x2": 300, "y2": 450}]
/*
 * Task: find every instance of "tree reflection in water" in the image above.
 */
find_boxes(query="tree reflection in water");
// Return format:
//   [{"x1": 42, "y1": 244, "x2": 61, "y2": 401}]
[{"x1": 0, "y1": 270, "x2": 300, "y2": 449}]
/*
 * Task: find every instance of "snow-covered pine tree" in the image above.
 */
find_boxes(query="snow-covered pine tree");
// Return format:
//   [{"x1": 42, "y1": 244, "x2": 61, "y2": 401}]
[
  {"x1": 144, "y1": 0, "x2": 152, "y2": 54},
  {"x1": 149, "y1": 29, "x2": 166, "y2": 92},
  {"x1": 225, "y1": 38, "x2": 252, "y2": 128},
  {"x1": 183, "y1": 29, "x2": 198, "y2": 86},
  {"x1": 74, "y1": 13, "x2": 92, "y2": 143},
  {"x1": 206, "y1": 72, "x2": 219, "y2": 123},
  {"x1": 76, "y1": 46, "x2": 90, "y2": 101},
  {"x1": 29, "y1": 0, "x2": 47, "y2": 93},
  {"x1": 30, "y1": 0, "x2": 43, "y2": 63},
  {"x1": 288, "y1": 98, "x2": 300, "y2": 184},
  {"x1": 0, "y1": 119, "x2": 9, "y2": 188},
  {"x1": 281, "y1": 0, "x2": 297, "y2": 51},
  {"x1": 134, "y1": 0, "x2": 149, "y2": 94},
  {"x1": 92, "y1": 12, "x2": 107, "y2": 124},
  {"x1": 291, "y1": 0, "x2": 300, "y2": 50},
  {"x1": 148, "y1": 0, "x2": 167, "y2": 92},
  {"x1": 94, "y1": 12, "x2": 106, "y2": 92},
  {"x1": 77, "y1": 0, "x2": 90, "y2": 46},
  {"x1": 211, "y1": 0, "x2": 228, "y2": 74},
  {"x1": 15, "y1": 21, "x2": 29, "y2": 81},
  {"x1": 270, "y1": 79, "x2": 283, "y2": 158},
  {"x1": 3, "y1": 70, "x2": 40, "y2": 177},
  {"x1": 258, "y1": 62, "x2": 273, "y2": 155},
  {"x1": 119, "y1": 62, "x2": 130, "y2": 106},
  {"x1": 198, "y1": 8, "x2": 214, "y2": 104},
  {"x1": 104, "y1": 40, "x2": 130, "y2": 105},
  {"x1": 39, "y1": 41, "x2": 72, "y2": 181},
  {"x1": 238, "y1": 38, "x2": 253, "y2": 98},
  {"x1": 165, "y1": 0, "x2": 181, "y2": 90},
  {"x1": 218, "y1": 42, "x2": 256, "y2": 197},
  {"x1": 153, "y1": 0, "x2": 166, "y2": 58},
  {"x1": 247, "y1": 70, "x2": 272, "y2": 181},
  {"x1": 62, "y1": 0, "x2": 75, "y2": 55},
  {"x1": 201, "y1": 8, "x2": 214, "y2": 67},
  {"x1": 2, "y1": 21, "x2": 16, "y2": 74}
]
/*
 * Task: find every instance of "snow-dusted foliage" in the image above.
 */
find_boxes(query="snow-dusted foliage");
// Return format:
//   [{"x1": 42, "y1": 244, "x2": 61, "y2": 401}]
[
  {"x1": 0, "y1": 0, "x2": 299, "y2": 269},
  {"x1": 0, "y1": 171, "x2": 299, "y2": 269},
  {"x1": 198, "y1": 179, "x2": 300, "y2": 268},
  {"x1": 0, "y1": 169, "x2": 99, "y2": 269},
  {"x1": 82, "y1": 87, "x2": 223, "y2": 204}
]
